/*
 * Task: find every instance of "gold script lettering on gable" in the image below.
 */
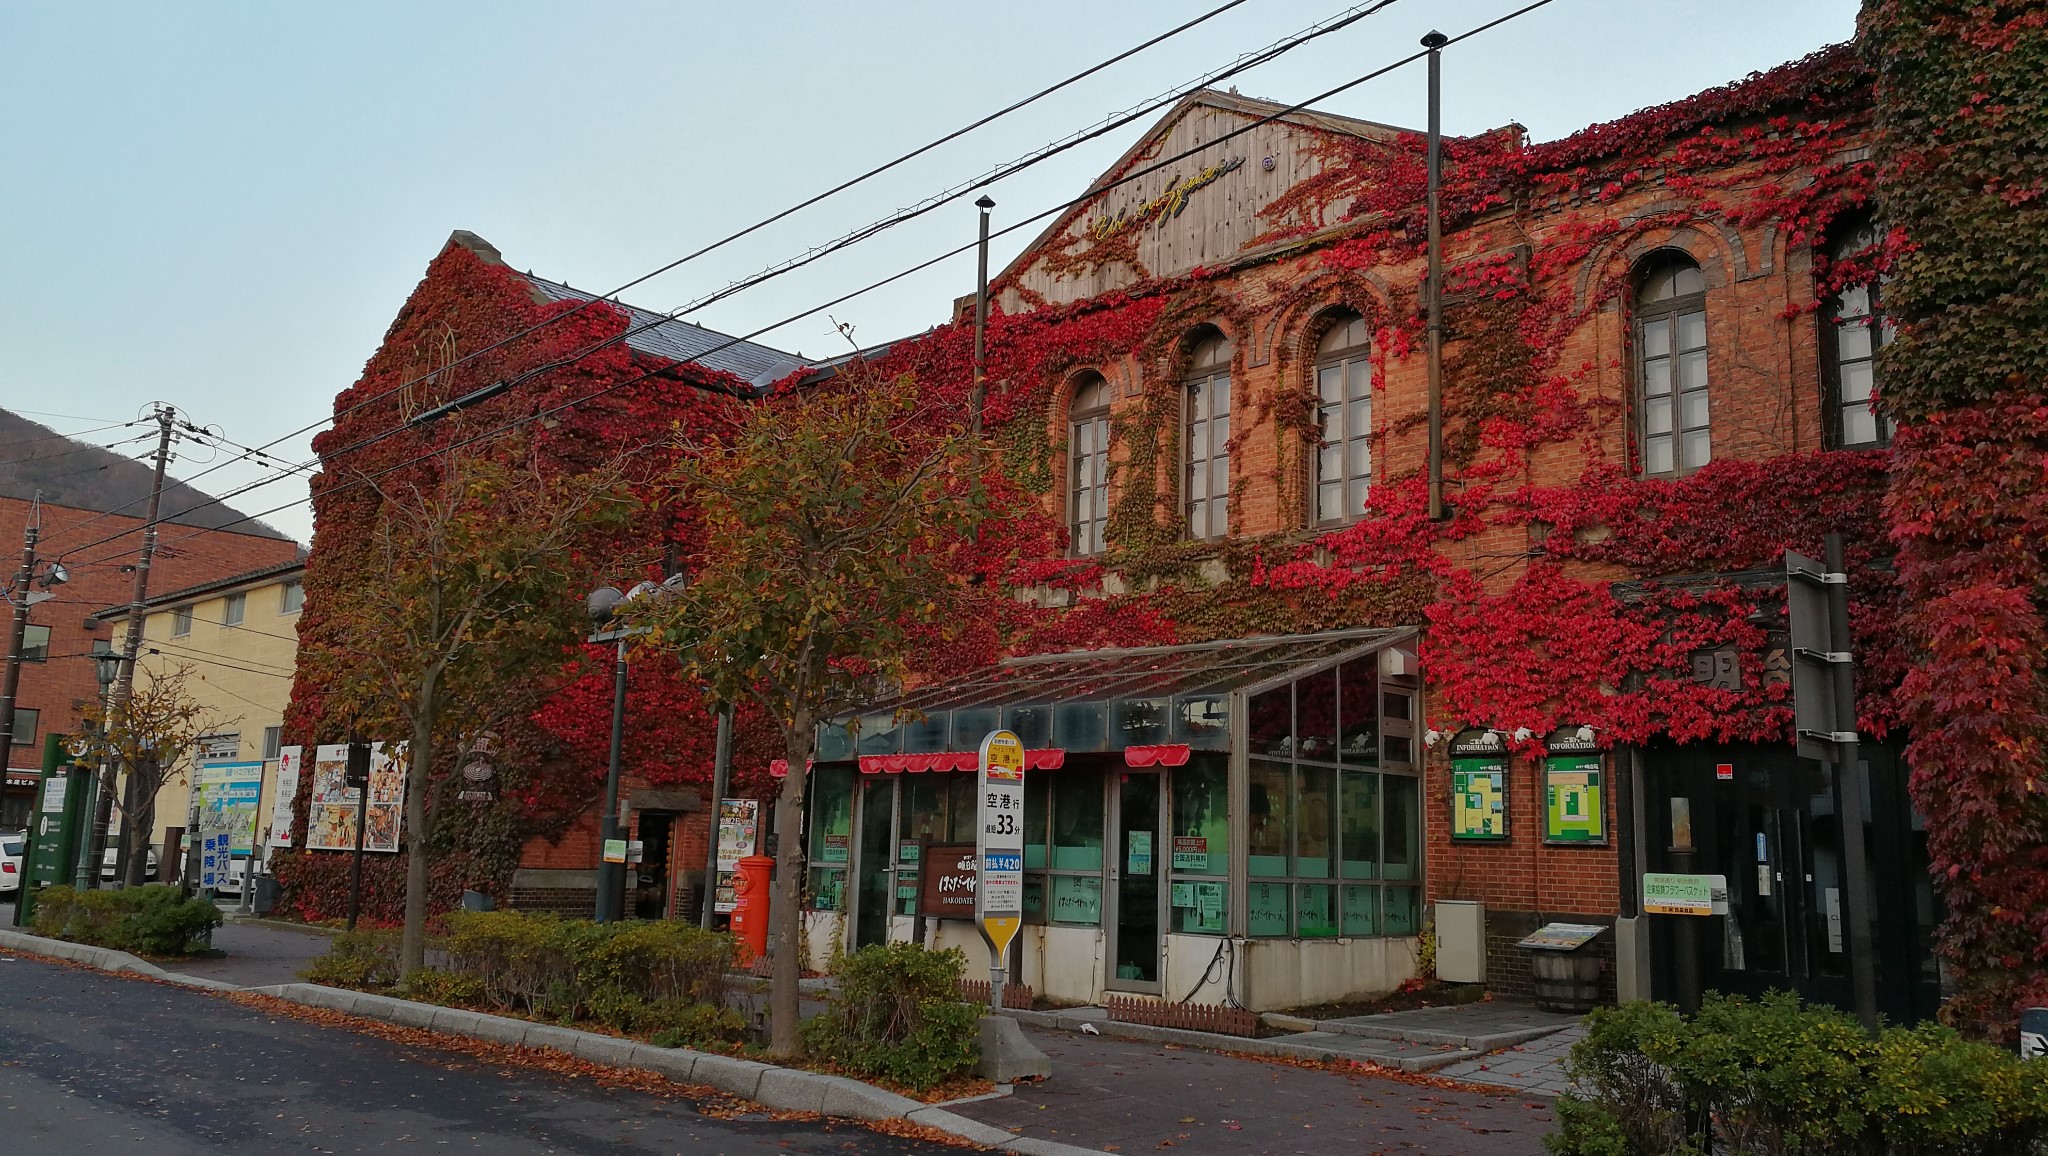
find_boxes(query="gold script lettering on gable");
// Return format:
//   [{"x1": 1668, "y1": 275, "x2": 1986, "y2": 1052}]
[{"x1": 994, "y1": 93, "x2": 1409, "y2": 313}]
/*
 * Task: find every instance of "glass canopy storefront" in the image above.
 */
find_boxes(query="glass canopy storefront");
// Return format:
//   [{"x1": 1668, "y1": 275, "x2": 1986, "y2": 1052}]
[{"x1": 802, "y1": 628, "x2": 1424, "y2": 1004}]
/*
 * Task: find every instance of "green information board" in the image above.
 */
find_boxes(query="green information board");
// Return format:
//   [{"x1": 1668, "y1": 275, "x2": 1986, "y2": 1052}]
[
  {"x1": 16, "y1": 735, "x2": 90, "y2": 926},
  {"x1": 1448, "y1": 729, "x2": 1509, "y2": 841},
  {"x1": 1543, "y1": 727, "x2": 1606, "y2": 844}
]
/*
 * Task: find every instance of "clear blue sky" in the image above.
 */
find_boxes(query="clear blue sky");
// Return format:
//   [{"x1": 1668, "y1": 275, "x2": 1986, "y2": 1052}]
[{"x1": 0, "y1": 1, "x2": 1860, "y2": 543}]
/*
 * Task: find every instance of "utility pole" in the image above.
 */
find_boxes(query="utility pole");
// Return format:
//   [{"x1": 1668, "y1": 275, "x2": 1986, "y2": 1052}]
[
  {"x1": 0, "y1": 495, "x2": 44, "y2": 761},
  {"x1": 1422, "y1": 30, "x2": 1449, "y2": 523},
  {"x1": 90, "y1": 404, "x2": 175, "y2": 889},
  {"x1": 969, "y1": 195, "x2": 995, "y2": 441}
]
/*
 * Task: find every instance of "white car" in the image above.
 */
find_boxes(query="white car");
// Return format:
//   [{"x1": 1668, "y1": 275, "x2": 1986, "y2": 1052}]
[
  {"x1": 99, "y1": 846, "x2": 160, "y2": 883},
  {"x1": 1, "y1": 834, "x2": 22, "y2": 895}
]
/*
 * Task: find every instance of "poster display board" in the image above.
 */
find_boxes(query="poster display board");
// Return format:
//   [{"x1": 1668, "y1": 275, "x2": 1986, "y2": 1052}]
[
  {"x1": 1543, "y1": 726, "x2": 1606, "y2": 845},
  {"x1": 196, "y1": 761, "x2": 263, "y2": 889},
  {"x1": 712, "y1": 797, "x2": 759, "y2": 914},
  {"x1": 267, "y1": 745, "x2": 302, "y2": 848},
  {"x1": 1449, "y1": 729, "x2": 1509, "y2": 841},
  {"x1": 306, "y1": 742, "x2": 406, "y2": 852}
]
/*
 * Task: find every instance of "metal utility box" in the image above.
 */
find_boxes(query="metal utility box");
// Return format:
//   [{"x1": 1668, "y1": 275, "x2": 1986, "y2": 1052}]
[{"x1": 1435, "y1": 899, "x2": 1486, "y2": 983}]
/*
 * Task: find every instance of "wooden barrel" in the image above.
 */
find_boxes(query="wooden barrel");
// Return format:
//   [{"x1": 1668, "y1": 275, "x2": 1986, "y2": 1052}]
[{"x1": 1529, "y1": 949, "x2": 1602, "y2": 1012}]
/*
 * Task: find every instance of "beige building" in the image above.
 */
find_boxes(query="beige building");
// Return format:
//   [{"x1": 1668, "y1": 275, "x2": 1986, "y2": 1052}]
[{"x1": 89, "y1": 559, "x2": 303, "y2": 877}]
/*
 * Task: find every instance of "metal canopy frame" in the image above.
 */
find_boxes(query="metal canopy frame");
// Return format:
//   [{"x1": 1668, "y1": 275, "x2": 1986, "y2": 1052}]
[{"x1": 822, "y1": 628, "x2": 1418, "y2": 758}]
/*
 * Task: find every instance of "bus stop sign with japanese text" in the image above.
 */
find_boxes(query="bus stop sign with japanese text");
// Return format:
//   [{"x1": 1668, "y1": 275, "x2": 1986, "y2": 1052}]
[{"x1": 976, "y1": 729, "x2": 1025, "y2": 957}]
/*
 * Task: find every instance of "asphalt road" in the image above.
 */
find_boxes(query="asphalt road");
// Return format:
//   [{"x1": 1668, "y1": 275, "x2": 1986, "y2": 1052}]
[{"x1": 0, "y1": 954, "x2": 952, "y2": 1155}]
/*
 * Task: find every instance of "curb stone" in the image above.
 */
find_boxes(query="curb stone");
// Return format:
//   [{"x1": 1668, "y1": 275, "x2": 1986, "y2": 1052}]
[
  {"x1": 3, "y1": 925, "x2": 1108, "y2": 1153},
  {"x1": 0, "y1": 926, "x2": 239, "y2": 992},
  {"x1": 998, "y1": 1006, "x2": 1486, "y2": 1074}
]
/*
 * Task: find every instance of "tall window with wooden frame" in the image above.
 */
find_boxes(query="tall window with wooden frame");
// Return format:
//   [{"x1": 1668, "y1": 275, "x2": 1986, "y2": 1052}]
[
  {"x1": 1823, "y1": 218, "x2": 1895, "y2": 450},
  {"x1": 1634, "y1": 253, "x2": 1710, "y2": 477},
  {"x1": 1183, "y1": 332, "x2": 1232, "y2": 540},
  {"x1": 1311, "y1": 311, "x2": 1373, "y2": 525},
  {"x1": 1067, "y1": 374, "x2": 1111, "y2": 556}
]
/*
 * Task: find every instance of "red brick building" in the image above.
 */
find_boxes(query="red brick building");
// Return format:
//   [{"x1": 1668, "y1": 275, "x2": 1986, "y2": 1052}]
[
  {"x1": 296, "y1": 41, "x2": 1931, "y2": 1021},
  {"x1": 786, "y1": 44, "x2": 1932, "y2": 1019},
  {"x1": 0, "y1": 494, "x2": 301, "y2": 823}
]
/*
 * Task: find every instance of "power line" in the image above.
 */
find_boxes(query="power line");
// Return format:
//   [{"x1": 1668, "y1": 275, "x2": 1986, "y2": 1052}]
[
  {"x1": 133, "y1": 0, "x2": 1419, "y2": 530},
  {"x1": 32, "y1": 2, "x2": 1260, "y2": 540},
  {"x1": 61, "y1": 0, "x2": 1563, "y2": 571},
  {"x1": 0, "y1": 420, "x2": 145, "y2": 456}
]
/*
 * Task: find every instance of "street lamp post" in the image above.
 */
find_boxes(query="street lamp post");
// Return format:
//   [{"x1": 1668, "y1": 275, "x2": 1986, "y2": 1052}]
[
  {"x1": 77, "y1": 652, "x2": 122, "y2": 890},
  {"x1": 586, "y1": 577, "x2": 685, "y2": 923}
]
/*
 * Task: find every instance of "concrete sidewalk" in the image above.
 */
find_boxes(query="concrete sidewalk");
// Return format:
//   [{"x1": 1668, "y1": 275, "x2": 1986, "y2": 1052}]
[{"x1": 950, "y1": 1025, "x2": 1556, "y2": 1154}]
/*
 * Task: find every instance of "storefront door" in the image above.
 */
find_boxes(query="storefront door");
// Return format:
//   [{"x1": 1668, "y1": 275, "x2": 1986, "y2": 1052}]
[
  {"x1": 1642, "y1": 741, "x2": 1935, "y2": 1023},
  {"x1": 1107, "y1": 771, "x2": 1163, "y2": 992},
  {"x1": 853, "y1": 778, "x2": 894, "y2": 949}
]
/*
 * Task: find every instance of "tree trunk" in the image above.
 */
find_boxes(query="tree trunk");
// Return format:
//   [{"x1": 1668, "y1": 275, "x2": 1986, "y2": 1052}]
[
  {"x1": 768, "y1": 727, "x2": 815, "y2": 1058},
  {"x1": 120, "y1": 766, "x2": 154, "y2": 888},
  {"x1": 400, "y1": 710, "x2": 436, "y2": 976}
]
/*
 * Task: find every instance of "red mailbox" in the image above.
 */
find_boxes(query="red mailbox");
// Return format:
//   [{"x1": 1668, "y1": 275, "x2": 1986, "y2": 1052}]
[{"x1": 729, "y1": 854, "x2": 773, "y2": 965}]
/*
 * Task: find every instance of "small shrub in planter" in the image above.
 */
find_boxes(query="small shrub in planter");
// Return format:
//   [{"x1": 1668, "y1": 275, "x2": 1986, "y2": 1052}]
[
  {"x1": 800, "y1": 942, "x2": 981, "y2": 1092},
  {"x1": 31, "y1": 884, "x2": 222, "y2": 956},
  {"x1": 298, "y1": 929, "x2": 401, "y2": 989}
]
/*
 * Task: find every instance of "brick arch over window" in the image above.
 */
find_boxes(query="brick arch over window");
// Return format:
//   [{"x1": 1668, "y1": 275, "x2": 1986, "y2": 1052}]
[
  {"x1": 1304, "y1": 307, "x2": 1374, "y2": 526},
  {"x1": 1065, "y1": 371, "x2": 1112, "y2": 556},
  {"x1": 1820, "y1": 214, "x2": 1894, "y2": 450},
  {"x1": 1578, "y1": 221, "x2": 1739, "y2": 315},
  {"x1": 1633, "y1": 248, "x2": 1712, "y2": 477},
  {"x1": 1180, "y1": 327, "x2": 1233, "y2": 541}
]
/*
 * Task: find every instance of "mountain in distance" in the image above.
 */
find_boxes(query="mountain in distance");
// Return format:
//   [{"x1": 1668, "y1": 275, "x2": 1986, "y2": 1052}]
[{"x1": 0, "y1": 408, "x2": 294, "y2": 540}]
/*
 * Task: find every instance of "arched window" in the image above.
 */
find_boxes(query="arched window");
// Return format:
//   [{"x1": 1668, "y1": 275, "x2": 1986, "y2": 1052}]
[
  {"x1": 1635, "y1": 253, "x2": 1710, "y2": 477},
  {"x1": 1067, "y1": 374, "x2": 1111, "y2": 556},
  {"x1": 1184, "y1": 332, "x2": 1232, "y2": 540},
  {"x1": 1311, "y1": 311, "x2": 1372, "y2": 525},
  {"x1": 1824, "y1": 218, "x2": 1894, "y2": 449}
]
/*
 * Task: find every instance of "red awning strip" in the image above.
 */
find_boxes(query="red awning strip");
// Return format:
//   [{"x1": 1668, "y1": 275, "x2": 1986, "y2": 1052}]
[
  {"x1": 1124, "y1": 744, "x2": 1192, "y2": 768},
  {"x1": 853, "y1": 749, "x2": 1067, "y2": 775}
]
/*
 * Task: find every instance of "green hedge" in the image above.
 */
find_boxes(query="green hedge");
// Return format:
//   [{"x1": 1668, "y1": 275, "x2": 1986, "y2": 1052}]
[
  {"x1": 800, "y1": 943, "x2": 981, "y2": 1092},
  {"x1": 1546, "y1": 994, "x2": 2048, "y2": 1156},
  {"x1": 30, "y1": 884, "x2": 223, "y2": 957},
  {"x1": 298, "y1": 911, "x2": 744, "y2": 1048}
]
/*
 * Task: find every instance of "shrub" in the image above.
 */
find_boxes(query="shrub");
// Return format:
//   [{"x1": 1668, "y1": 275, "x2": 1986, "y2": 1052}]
[
  {"x1": 383, "y1": 910, "x2": 744, "y2": 1048},
  {"x1": 299, "y1": 928, "x2": 401, "y2": 989},
  {"x1": 31, "y1": 884, "x2": 222, "y2": 956},
  {"x1": 395, "y1": 968, "x2": 487, "y2": 1007},
  {"x1": 800, "y1": 942, "x2": 981, "y2": 1092},
  {"x1": 1549, "y1": 994, "x2": 2048, "y2": 1156}
]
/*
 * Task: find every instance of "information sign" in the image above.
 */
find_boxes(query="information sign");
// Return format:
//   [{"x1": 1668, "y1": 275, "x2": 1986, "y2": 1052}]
[
  {"x1": 267, "y1": 746, "x2": 302, "y2": 848},
  {"x1": 197, "y1": 761, "x2": 264, "y2": 890},
  {"x1": 916, "y1": 842, "x2": 979, "y2": 917},
  {"x1": 1543, "y1": 727, "x2": 1606, "y2": 845},
  {"x1": 1643, "y1": 872, "x2": 1728, "y2": 916},
  {"x1": 1518, "y1": 922, "x2": 1608, "y2": 950},
  {"x1": 1449, "y1": 729, "x2": 1509, "y2": 841},
  {"x1": 975, "y1": 730, "x2": 1026, "y2": 980}
]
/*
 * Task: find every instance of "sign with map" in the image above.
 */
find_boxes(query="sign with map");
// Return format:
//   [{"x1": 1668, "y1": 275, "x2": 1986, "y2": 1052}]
[{"x1": 1449, "y1": 729, "x2": 1509, "y2": 841}]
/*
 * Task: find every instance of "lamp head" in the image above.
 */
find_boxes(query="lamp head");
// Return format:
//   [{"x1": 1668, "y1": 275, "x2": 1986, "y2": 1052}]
[
  {"x1": 586, "y1": 586, "x2": 625, "y2": 626},
  {"x1": 38, "y1": 562, "x2": 67, "y2": 589},
  {"x1": 92, "y1": 651, "x2": 123, "y2": 688}
]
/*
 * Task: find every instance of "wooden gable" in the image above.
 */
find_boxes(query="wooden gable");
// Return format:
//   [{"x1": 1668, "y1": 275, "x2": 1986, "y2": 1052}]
[{"x1": 995, "y1": 93, "x2": 1408, "y2": 313}]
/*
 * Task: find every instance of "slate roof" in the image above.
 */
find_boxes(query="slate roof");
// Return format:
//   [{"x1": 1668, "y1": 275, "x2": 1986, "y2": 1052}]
[{"x1": 522, "y1": 275, "x2": 806, "y2": 391}]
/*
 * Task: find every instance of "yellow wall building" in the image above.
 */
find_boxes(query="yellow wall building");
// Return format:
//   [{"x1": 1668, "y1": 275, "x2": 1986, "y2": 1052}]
[{"x1": 90, "y1": 559, "x2": 303, "y2": 876}]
